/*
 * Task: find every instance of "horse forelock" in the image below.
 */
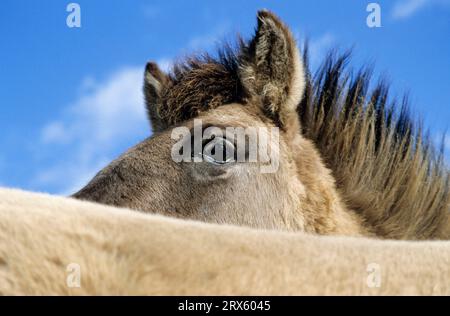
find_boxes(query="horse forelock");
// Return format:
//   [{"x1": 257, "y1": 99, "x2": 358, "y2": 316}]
[{"x1": 156, "y1": 46, "x2": 246, "y2": 126}]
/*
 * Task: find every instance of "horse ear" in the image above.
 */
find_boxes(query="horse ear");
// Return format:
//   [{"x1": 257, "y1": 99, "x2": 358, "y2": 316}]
[
  {"x1": 143, "y1": 62, "x2": 170, "y2": 132},
  {"x1": 239, "y1": 10, "x2": 305, "y2": 128}
]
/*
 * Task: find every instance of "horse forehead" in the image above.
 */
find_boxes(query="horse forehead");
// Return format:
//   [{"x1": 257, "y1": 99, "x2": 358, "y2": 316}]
[{"x1": 197, "y1": 103, "x2": 268, "y2": 127}]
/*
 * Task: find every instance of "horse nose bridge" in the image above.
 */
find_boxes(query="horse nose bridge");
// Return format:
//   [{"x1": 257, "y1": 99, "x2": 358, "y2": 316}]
[
  {"x1": 72, "y1": 160, "x2": 157, "y2": 207},
  {"x1": 73, "y1": 135, "x2": 176, "y2": 205},
  {"x1": 108, "y1": 144, "x2": 183, "y2": 195}
]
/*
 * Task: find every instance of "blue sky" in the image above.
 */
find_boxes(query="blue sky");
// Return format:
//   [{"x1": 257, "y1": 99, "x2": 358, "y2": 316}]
[{"x1": 0, "y1": 0, "x2": 449, "y2": 195}]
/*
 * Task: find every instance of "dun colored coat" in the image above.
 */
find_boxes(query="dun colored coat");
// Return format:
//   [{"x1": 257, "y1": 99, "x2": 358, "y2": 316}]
[{"x1": 74, "y1": 11, "x2": 449, "y2": 240}]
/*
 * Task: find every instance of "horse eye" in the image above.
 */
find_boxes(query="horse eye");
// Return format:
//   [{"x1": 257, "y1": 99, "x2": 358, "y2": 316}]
[{"x1": 202, "y1": 137, "x2": 235, "y2": 165}]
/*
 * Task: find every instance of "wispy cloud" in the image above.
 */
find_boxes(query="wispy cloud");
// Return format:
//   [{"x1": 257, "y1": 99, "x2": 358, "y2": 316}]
[
  {"x1": 308, "y1": 33, "x2": 336, "y2": 70},
  {"x1": 187, "y1": 22, "x2": 231, "y2": 52},
  {"x1": 392, "y1": 0, "x2": 428, "y2": 20},
  {"x1": 292, "y1": 26, "x2": 336, "y2": 70},
  {"x1": 33, "y1": 59, "x2": 172, "y2": 195},
  {"x1": 42, "y1": 66, "x2": 146, "y2": 145},
  {"x1": 391, "y1": 0, "x2": 450, "y2": 20}
]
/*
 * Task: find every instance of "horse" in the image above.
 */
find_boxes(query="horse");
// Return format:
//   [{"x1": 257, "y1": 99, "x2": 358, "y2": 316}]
[{"x1": 73, "y1": 10, "x2": 449, "y2": 240}]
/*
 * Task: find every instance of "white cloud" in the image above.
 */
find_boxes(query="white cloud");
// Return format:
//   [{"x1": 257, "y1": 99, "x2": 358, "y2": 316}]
[
  {"x1": 391, "y1": 0, "x2": 450, "y2": 20},
  {"x1": 33, "y1": 157, "x2": 110, "y2": 196},
  {"x1": 187, "y1": 22, "x2": 231, "y2": 51},
  {"x1": 392, "y1": 0, "x2": 428, "y2": 19},
  {"x1": 156, "y1": 58, "x2": 173, "y2": 73},
  {"x1": 34, "y1": 59, "x2": 172, "y2": 195},
  {"x1": 41, "y1": 121, "x2": 72, "y2": 144}
]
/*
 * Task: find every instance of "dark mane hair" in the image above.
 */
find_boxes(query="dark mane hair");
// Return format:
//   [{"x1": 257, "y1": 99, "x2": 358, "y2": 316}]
[
  {"x1": 166, "y1": 43, "x2": 449, "y2": 239},
  {"x1": 299, "y1": 45, "x2": 449, "y2": 239},
  {"x1": 158, "y1": 45, "x2": 245, "y2": 126}
]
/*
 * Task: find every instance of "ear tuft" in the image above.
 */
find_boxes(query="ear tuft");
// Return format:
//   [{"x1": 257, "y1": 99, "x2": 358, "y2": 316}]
[
  {"x1": 239, "y1": 10, "x2": 305, "y2": 128},
  {"x1": 144, "y1": 61, "x2": 170, "y2": 132}
]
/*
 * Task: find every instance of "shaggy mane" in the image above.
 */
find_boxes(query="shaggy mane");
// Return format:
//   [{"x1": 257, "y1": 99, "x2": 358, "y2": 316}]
[
  {"x1": 158, "y1": 46, "x2": 245, "y2": 126},
  {"x1": 167, "y1": 43, "x2": 450, "y2": 239},
  {"x1": 300, "y1": 46, "x2": 449, "y2": 239}
]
